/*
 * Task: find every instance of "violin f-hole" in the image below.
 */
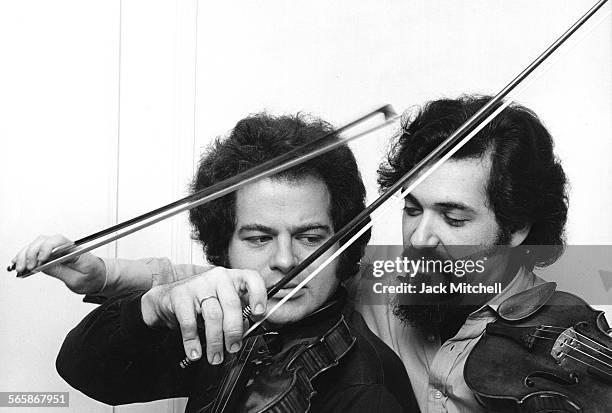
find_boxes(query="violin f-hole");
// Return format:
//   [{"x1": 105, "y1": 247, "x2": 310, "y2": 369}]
[{"x1": 524, "y1": 371, "x2": 579, "y2": 388}]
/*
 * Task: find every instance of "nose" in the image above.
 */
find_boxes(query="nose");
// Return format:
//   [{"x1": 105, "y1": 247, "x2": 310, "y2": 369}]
[
  {"x1": 405, "y1": 213, "x2": 439, "y2": 248},
  {"x1": 269, "y1": 236, "x2": 298, "y2": 274}
]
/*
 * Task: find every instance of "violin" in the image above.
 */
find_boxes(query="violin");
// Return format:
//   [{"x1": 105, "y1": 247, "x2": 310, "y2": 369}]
[
  {"x1": 184, "y1": 298, "x2": 356, "y2": 413},
  {"x1": 465, "y1": 282, "x2": 612, "y2": 412}
]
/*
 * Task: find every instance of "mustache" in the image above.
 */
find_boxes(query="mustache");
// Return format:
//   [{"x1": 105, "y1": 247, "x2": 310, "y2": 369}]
[
  {"x1": 400, "y1": 246, "x2": 458, "y2": 282},
  {"x1": 402, "y1": 245, "x2": 504, "y2": 263},
  {"x1": 402, "y1": 246, "x2": 446, "y2": 262}
]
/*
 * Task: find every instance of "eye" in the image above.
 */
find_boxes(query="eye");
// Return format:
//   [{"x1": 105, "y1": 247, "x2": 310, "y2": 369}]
[
  {"x1": 444, "y1": 215, "x2": 467, "y2": 228},
  {"x1": 403, "y1": 206, "x2": 421, "y2": 217},
  {"x1": 297, "y1": 234, "x2": 325, "y2": 246},
  {"x1": 245, "y1": 236, "x2": 272, "y2": 246}
]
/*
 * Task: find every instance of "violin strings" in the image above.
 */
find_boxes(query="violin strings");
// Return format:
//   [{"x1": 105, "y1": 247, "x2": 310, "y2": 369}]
[
  {"x1": 537, "y1": 325, "x2": 612, "y2": 364},
  {"x1": 211, "y1": 351, "x2": 237, "y2": 410},
  {"x1": 562, "y1": 352, "x2": 612, "y2": 380},
  {"x1": 215, "y1": 356, "x2": 248, "y2": 412},
  {"x1": 538, "y1": 325, "x2": 612, "y2": 358},
  {"x1": 528, "y1": 327, "x2": 612, "y2": 368},
  {"x1": 540, "y1": 324, "x2": 612, "y2": 354},
  {"x1": 555, "y1": 332, "x2": 612, "y2": 370},
  {"x1": 532, "y1": 327, "x2": 612, "y2": 370},
  {"x1": 538, "y1": 326, "x2": 612, "y2": 365},
  {"x1": 556, "y1": 337, "x2": 612, "y2": 371},
  {"x1": 213, "y1": 361, "x2": 235, "y2": 411},
  {"x1": 528, "y1": 332, "x2": 612, "y2": 377},
  {"x1": 214, "y1": 338, "x2": 259, "y2": 412}
]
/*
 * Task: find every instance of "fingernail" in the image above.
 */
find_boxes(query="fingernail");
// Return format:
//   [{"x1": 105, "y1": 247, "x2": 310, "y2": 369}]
[
  {"x1": 254, "y1": 303, "x2": 264, "y2": 314},
  {"x1": 212, "y1": 352, "x2": 222, "y2": 364},
  {"x1": 230, "y1": 342, "x2": 241, "y2": 353},
  {"x1": 190, "y1": 349, "x2": 199, "y2": 360}
]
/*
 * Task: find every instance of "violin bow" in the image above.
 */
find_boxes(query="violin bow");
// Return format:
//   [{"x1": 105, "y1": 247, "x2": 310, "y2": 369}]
[
  {"x1": 244, "y1": 0, "x2": 610, "y2": 338},
  {"x1": 8, "y1": 105, "x2": 398, "y2": 278}
]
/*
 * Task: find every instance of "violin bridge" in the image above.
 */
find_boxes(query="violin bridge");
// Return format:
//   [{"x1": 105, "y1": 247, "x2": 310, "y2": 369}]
[{"x1": 551, "y1": 328, "x2": 578, "y2": 364}]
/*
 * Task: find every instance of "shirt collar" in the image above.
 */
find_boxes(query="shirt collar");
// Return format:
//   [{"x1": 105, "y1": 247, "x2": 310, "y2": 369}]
[{"x1": 468, "y1": 266, "x2": 541, "y2": 319}]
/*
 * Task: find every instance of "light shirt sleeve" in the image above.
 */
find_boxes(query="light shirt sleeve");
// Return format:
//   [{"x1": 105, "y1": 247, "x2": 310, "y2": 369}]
[{"x1": 91, "y1": 257, "x2": 210, "y2": 298}]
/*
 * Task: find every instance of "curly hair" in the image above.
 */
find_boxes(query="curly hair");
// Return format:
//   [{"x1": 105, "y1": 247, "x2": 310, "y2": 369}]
[
  {"x1": 189, "y1": 113, "x2": 370, "y2": 280},
  {"x1": 378, "y1": 95, "x2": 568, "y2": 269}
]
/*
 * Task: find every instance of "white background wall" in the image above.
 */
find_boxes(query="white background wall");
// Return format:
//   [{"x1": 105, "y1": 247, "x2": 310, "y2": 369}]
[{"x1": 1, "y1": 1, "x2": 610, "y2": 412}]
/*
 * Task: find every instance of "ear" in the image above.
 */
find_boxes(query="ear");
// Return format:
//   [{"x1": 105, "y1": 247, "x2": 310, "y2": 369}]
[{"x1": 509, "y1": 224, "x2": 531, "y2": 247}]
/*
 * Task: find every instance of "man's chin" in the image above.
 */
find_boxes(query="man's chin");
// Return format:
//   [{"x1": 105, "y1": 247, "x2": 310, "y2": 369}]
[{"x1": 264, "y1": 300, "x2": 306, "y2": 325}]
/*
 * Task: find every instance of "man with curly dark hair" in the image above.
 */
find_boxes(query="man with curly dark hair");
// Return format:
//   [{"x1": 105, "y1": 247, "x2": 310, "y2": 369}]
[
  {"x1": 45, "y1": 113, "x2": 418, "y2": 412},
  {"x1": 358, "y1": 95, "x2": 571, "y2": 412},
  {"x1": 188, "y1": 114, "x2": 366, "y2": 281}
]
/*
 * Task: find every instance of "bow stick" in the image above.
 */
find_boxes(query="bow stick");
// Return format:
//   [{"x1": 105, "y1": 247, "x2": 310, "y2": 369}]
[{"x1": 8, "y1": 105, "x2": 398, "y2": 278}]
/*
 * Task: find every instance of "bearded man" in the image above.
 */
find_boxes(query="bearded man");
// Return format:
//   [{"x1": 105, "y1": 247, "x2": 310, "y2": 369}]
[{"x1": 357, "y1": 95, "x2": 571, "y2": 412}]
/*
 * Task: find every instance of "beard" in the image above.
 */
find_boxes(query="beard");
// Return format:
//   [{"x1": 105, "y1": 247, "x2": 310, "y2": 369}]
[
  {"x1": 392, "y1": 245, "x2": 463, "y2": 336},
  {"x1": 393, "y1": 228, "x2": 514, "y2": 337},
  {"x1": 392, "y1": 302, "x2": 479, "y2": 338}
]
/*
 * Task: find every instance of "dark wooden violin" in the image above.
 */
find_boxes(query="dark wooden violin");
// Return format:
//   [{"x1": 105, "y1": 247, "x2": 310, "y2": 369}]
[
  {"x1": 184, "y1": 298, "x2": 356, "y2": 413},
  {"x1": 465, "y1": 282, "x2": 612, "y2": 412}
]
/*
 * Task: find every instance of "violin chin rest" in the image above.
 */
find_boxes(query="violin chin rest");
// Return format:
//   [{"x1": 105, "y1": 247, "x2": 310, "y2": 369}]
[{"x1": 497, "y1": 282, "x2": 557, "y2": 321}]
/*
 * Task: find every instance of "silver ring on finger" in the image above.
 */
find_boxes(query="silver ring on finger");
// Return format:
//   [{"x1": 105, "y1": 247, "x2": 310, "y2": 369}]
[{"x1": 199, "y1": 295, "x2": 218, "y2": 308}]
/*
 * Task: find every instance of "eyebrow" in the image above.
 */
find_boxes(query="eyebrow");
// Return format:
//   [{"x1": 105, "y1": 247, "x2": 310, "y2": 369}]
[
  {"x1": 237, "y1": 223, "x2": 333, "y2": 235},
  {"x1": 404, "y1": 194, "x2": 477, "y2": 214}
]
